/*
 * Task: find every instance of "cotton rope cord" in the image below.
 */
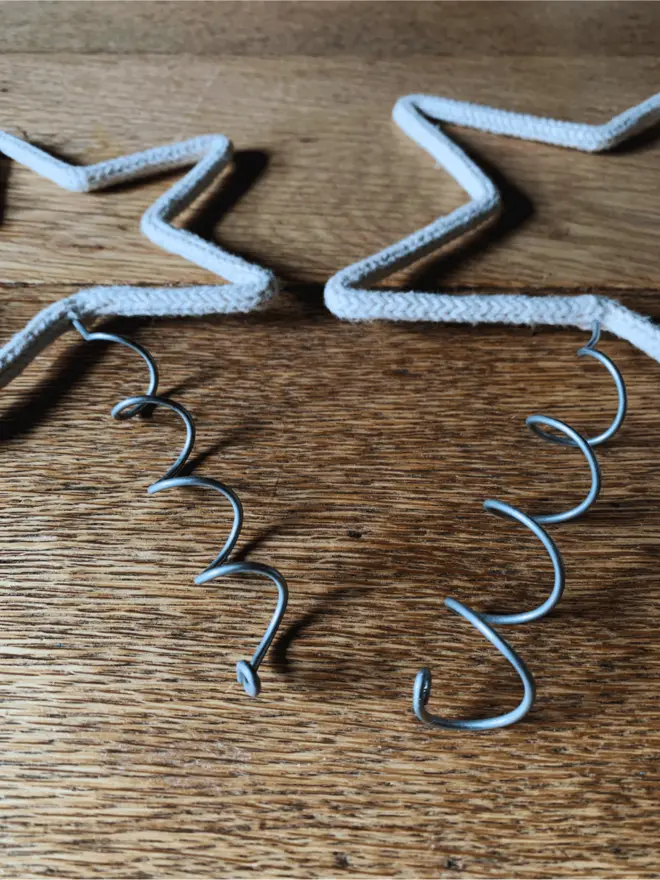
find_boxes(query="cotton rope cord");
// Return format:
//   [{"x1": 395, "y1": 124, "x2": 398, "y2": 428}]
[
  {"x1": 324, "y1": 93, "x2": 660, "y2": 363},
  {"x1": 0, "y1": 131, "x2": 278, "y2": 388}
]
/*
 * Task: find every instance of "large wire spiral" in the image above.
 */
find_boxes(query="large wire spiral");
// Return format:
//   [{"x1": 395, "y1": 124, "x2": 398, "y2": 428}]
[
  {"x1": 73, "y1": 316, "x2": 288, "y2": 698},
  {"x1": 414, "y1": 322, "x2": 627, "y2": 731}
]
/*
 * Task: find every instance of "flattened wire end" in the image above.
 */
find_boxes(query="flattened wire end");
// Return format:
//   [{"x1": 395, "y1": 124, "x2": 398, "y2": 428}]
[
  {"x1": 413, "y1": 667, "x2": 432, "y2": 720},
  {"x1": 237, "y1": 660, "x2": 261, "y2": 698},
  {"x1": 584, "y1": 320, "x2": 602, "y2": 351}
]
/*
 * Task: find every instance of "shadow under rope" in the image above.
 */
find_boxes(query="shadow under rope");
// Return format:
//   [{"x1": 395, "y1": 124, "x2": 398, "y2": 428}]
[
  {"x1": 408, "y1": 124, "x2": 534, "y2": 293},
  {"x1": 407, "y1": 113, "x2": 660, "y2": 295},
  {"x1": 0, "y1": 316, "x2": 219, "y2": 443},
  {"x1": 188, "y1": 148, "x2": 269, "y2": 243},
  {"x1": 609, "y1": 121, "x2": 660, "y2": 157},
  {"x1": 0, "y1": 316, "x2": 153, "y2": 442}
]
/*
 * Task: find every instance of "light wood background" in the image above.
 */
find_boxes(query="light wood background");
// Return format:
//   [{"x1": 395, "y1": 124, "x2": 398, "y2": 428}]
[{"x1": 1, "y1": 2, "x2": 659, "y2": 877}]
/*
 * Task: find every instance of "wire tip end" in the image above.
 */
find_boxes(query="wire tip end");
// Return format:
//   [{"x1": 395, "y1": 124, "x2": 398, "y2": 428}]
[
  {"x1": 413, "y1": 667, "x2": 432, "y2": 716},
  {"x1": 237, "y1": 660, "x2": 261, "y2": 698}
]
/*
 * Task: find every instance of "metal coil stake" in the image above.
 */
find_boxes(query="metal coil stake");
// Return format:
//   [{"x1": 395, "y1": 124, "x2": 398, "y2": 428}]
[
  {"x1": 414, "y1": 323, "x2": 626, "y2": 731},
  {"x1": 73, "y1": 316, "x2": 288, "y2": 698}
]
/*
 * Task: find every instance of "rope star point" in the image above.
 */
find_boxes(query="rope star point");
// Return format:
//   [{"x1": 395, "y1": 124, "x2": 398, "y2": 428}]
[
  {"x1": 0, "y1": 131, "x2": 278, "y2": 387},
  {"x1": 324, "y1": 93, "x2": 660, "y2": 363}
]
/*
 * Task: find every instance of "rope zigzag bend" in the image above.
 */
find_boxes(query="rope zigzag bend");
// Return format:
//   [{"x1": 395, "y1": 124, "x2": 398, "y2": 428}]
[
  {"x1": 324, "y1": 93, "x2": 660, "y2": 363},
  {"x1": 0, "y1": 131, "x2": 278, "y2": 388}
]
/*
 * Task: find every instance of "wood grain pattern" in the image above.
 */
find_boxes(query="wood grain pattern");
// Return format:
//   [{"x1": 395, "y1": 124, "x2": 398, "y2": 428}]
[
  {"x1": 1, "y1": 3, "x2": 660, "y2": 877},
  {"x1": 1, "y1": 1, "x2": 659, "y2": 57}
]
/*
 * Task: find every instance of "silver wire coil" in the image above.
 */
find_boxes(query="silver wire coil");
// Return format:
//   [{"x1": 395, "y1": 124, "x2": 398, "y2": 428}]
[
  {"x1": 414, "y1": 323, "x2": 627, "y2": 731},
  {"x1": 73, "y1": 316, "x2": 288, "y2": 698}
]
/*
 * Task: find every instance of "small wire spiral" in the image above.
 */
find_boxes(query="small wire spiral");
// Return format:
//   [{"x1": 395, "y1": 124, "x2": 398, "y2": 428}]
[
  {"x1": 73, "y1": 315, "x2": 288, "y2": 698},
  {"x1": 414, "y1": 323, "x2": 627, "y2": 731}
]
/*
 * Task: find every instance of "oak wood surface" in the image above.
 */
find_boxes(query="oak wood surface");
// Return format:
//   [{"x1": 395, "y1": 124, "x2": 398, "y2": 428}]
[
  {"x1": 1, "y1": 3, "x2": 659, "y2": 878},
  {"x1": 1, "y1": 1, "x2": 659, "y2": 57}
]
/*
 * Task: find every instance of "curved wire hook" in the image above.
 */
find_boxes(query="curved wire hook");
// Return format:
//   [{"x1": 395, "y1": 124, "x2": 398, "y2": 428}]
[
  {"x1": 111, "y1": 395, "x2": 196, "y2": 483},
  {"x1": 530, "y1": 322, "x2": 627, "y2": 448},
  {"x1": 148, "y1": 475, "x2": 243, "y2": 571},
  {"x1": 71, "y1": 316, "x2": 159, "y2": 419},
  {"x1": 481, "y1": 500, "x2": 565, "y2": 625},
  {"x1": 195, "y1": 561, "x2": 288, "y2": 698},
  {"x1": 526, "y1": 414, "x2": 601, "y2": 524},
  {"x1": 413, "y1": 597, "x2": 536, "y2": 731}
]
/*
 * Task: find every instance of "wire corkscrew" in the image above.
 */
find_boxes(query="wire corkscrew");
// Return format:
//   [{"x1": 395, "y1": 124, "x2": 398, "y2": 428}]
[
  {"x1": 72, "y1": 316, "x2": 288, "y2": 697},
  {"x1": 414, "y1": 323, "x2": 626, "y2": 731}
]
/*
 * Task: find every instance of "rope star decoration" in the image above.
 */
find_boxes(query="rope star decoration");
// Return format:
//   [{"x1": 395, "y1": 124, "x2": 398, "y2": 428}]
[
  {"x1": 324, "y1": 93, "x2": 660, "y2": 363},
  {"x1": 0, "y1": 131, "x2": 278, "y2": 388}
]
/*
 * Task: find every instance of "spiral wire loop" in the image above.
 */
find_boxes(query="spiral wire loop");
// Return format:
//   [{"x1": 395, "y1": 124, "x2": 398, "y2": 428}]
[
  {"x1": 73, "y1": 317, "x2": 288, "y2": 697},
  {"x1": 413, "y1": 599, "x2": 536, "y2": 732},
  {"x1": 71, "y1": 316, "x2": 159, "y2": 419},
  {"x1": 413, "y1": 323, "x2": 626, "y2": 731},
  {"x1": 525, "y1": 415, "x2": 601, "y2": 525}
]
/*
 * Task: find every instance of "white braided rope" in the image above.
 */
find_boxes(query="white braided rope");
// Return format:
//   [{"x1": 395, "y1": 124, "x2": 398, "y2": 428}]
[
  {"x1": 0, "y1": 131, "x2": 278, "y2": 387},
  {"x1": 324, "y1": 94, "x2": 660, "y2": 362}
]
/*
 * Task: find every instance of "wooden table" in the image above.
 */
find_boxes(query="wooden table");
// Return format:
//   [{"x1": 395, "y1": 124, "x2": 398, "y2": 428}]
[{"x1": 1, "y1": 2, "x2": 659, "y2": 876}]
